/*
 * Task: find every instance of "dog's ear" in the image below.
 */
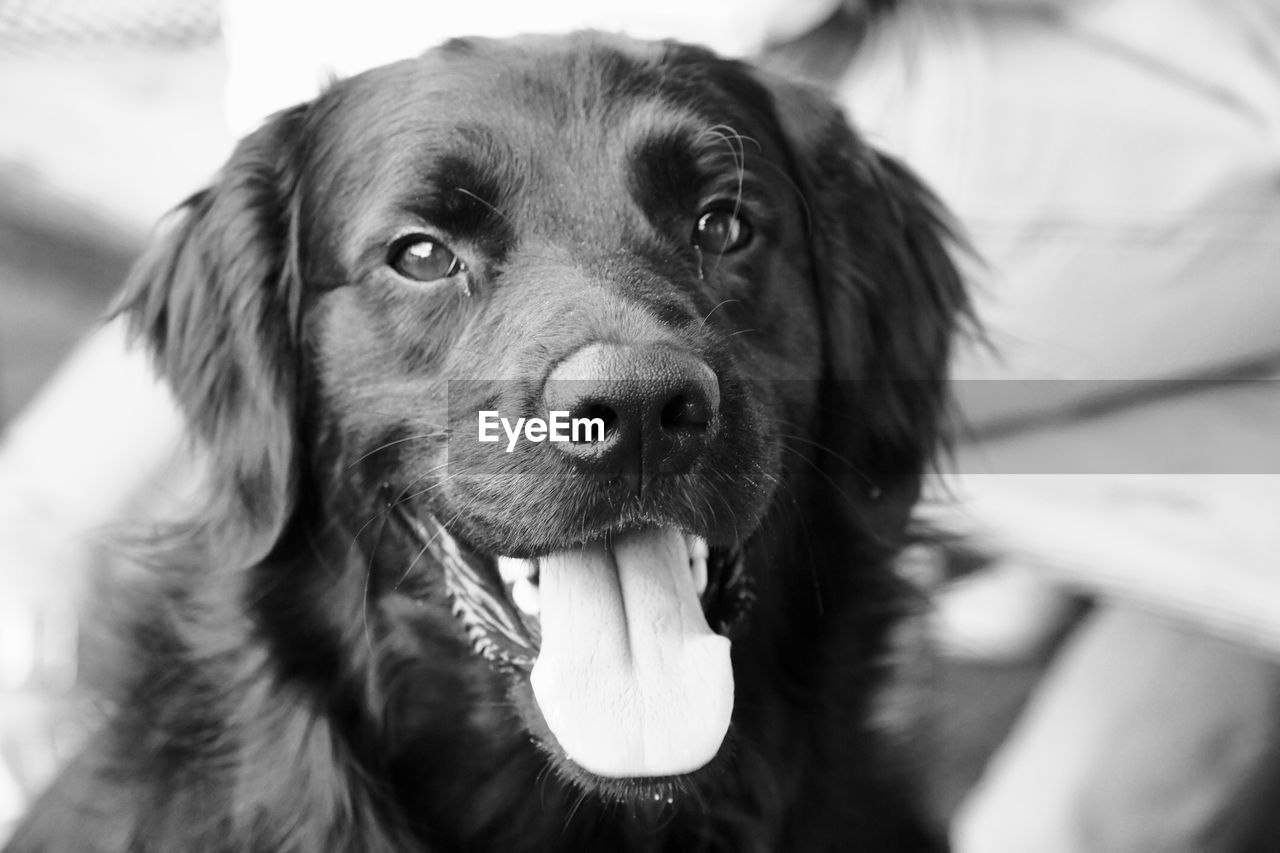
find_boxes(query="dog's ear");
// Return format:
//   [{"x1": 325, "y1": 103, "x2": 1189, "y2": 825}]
[
  {"x1": 757, "y1": 72, "x2": 969, "y2": 522},
  {"x1": 118, "y1": 105, "x2": 309, "y2": 565}
]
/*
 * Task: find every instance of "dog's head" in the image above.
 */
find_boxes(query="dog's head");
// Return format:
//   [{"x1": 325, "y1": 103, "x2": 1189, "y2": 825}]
[{"x1": 122, "y1": 32, "x2": 964, "y2": 811}]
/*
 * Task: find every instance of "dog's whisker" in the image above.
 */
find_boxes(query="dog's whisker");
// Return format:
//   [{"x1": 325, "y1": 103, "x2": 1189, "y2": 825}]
[
  {"x1": 776, "y1": 437, "x2": 858, "y2": 500},
  {"x1": 358, "y1": 507, "x2": 401, "y2": 661},
  {"x1": 349, "y1": 502, "x2": 402, "y2": 551},
  {"x1": 338, "y1": 474, "x2": 437, "y2": 558},
  {"x1": 535, "y1": 762, "x2": 555, "y2": 813},
  {"x1": 453, "y1": 187, "x2": 512, "y2": 225},
  {"x1": 754, "y1": 157, "x2": 814, "y2": 235},
  {"x1": 392, "y1": 532, "x2": 436, "y2": 591},
  {"x1": 774, "y1": 441, "x2": 871, "y2": 606},
  {"x1": 699, "y1": 298, "x2": 740, "y2": 328},
  {"x1": 352, "y1": 467, "x2": 458, "y2": 657},
  {"x1": 776, "y1": 424, "x2": 878, "y2": 491},
  {"x1": 347, "y1": 431, "x2": 448, "y2": 468},
  {"x1": 391, "y1": 506, "x2": 466, "y2": 592},
  {"x1": 564, "y1": 786, "x2": 592, "y2": 832},
  {"x1": 391, "y1": 463, "x2": 455, "y2": 506},
  {"x1": 361, "y1": 551, "x2": 382, "y2": 658},
  {"x1": 698, "y1": 123, "x2": 756, "y2": 271},
  {"x1": 371, "y1": 504, "x2": 465, "y2": 654},
  {"x1": 398, "y1": 474, "x2": 461, "y2": 505}
]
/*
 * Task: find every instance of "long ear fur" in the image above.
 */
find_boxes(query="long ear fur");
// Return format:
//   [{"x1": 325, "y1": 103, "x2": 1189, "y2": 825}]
[
  {"x1": 117, "y1": 105, "x2": 309, "y2": 566},
  {"x1": 757, "y1": 72, "x2": 970, "y2": 526}
]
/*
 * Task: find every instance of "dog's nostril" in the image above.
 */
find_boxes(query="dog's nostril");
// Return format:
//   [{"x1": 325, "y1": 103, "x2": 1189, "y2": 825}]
[
  {"x1": 579, "y1": 403, "x2": 619, "y2": 442},
  {"x1": 660, "y1": 393, "x2": 711, "y2": 433}
]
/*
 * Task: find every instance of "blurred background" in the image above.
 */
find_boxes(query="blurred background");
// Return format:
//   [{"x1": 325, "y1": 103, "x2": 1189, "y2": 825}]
[
  {"x1": 0, "y1": 0, "x2": 228, "y2": 834},
  {"x1": 0, "y1": 0, "x2": 227, "y2": 420}
]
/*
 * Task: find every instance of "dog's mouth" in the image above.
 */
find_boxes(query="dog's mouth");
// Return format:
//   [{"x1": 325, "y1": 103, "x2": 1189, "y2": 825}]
[{"x1": 388, "y1": 502, "x2": 754, "y2": 781}]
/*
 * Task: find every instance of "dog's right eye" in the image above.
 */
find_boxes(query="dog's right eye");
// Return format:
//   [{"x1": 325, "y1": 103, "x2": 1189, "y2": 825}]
[
  {"x1": 692, "y1": 206, "x2": 753, "y2": 256},
  {"x1": 390, "y1": 236, "x2": 466, "y2": 283}
]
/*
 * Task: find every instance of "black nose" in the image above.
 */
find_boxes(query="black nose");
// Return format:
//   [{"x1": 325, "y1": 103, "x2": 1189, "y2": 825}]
[{"x1": 542, "y1": 343, "x2": 719, "y2": 482}]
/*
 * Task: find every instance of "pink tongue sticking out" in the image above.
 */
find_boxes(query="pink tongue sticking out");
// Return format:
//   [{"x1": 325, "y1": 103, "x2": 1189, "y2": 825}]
[{"x1": 530, "y1": 527, "x2": 734, "y2": 778}]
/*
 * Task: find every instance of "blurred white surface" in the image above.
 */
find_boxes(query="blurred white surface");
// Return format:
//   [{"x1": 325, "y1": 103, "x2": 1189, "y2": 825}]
[{"x1": 223, "y1": 0, "x2": 841, "y2": 135}]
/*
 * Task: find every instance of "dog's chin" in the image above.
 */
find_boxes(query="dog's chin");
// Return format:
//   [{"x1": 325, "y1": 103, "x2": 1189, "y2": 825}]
[{"x1": 386, "y1": 499, "x2": 754, "y2": 803}]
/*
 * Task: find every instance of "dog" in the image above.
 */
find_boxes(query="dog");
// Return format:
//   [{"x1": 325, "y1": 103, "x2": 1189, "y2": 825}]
[{"x1": 7, "y1": 32, "x2": 965, "y2": 852}]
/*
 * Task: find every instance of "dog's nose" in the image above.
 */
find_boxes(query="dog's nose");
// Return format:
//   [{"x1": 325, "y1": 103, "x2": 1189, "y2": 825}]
[{"x1": 542, "y1": 343, "x2": 719, "y2": 481}]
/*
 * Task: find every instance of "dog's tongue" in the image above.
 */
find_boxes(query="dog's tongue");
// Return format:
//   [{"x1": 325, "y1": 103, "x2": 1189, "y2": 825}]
[{"x1": 530, "y1": 527, "x2": 733, "y2": 778}]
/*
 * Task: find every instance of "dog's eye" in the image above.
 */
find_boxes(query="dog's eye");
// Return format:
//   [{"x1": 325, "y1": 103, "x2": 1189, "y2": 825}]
[
  {"x1": 391, "y1": 236, "x2": 465, "y2": 283},
  {"x1": 693, "y1": 207, "x2": 752, "y2": 255}
]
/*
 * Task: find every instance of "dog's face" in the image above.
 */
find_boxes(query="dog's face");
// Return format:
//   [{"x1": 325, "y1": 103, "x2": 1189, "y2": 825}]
[{"x1": 124, "y1": 32, "x2": 963, "y2": 819}]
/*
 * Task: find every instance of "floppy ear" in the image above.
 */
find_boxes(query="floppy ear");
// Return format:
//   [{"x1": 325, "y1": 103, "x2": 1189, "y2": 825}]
[
  {"x1": 758, "y1": 73, "x2": 969, "y2": 523},
  {"x1": 118, "y1": 105, "x2": 309, "y2": 565}
]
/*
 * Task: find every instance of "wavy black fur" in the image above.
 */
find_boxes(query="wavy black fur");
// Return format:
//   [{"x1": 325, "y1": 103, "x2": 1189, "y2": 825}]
[{"x1": 8, "y1": 32, "x2": 966, "y2": 853}]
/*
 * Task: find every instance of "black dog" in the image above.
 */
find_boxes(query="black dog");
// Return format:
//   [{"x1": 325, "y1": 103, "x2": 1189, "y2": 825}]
[{"x1": 8, "y1": 33, "x2": 965, "y2": 852}]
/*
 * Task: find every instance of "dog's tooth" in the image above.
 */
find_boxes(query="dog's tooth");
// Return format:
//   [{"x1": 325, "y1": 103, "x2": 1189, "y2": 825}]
[
  {"x1": 511, "y1": 576, "x2": 541, "y2": 616},
  {"x1": 692, "y1": 561, "x2": 708, "y2": 596},
  {"x1": 498, "y1": 556, "x2": 536, "y2": 585},
  {"x1": 688, "y1": 535, "x2": 709, "y2": 596}
]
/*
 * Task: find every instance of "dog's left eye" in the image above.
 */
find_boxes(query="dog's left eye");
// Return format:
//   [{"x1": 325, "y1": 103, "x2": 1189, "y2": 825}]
[
  {"x1": 693, "y1": 207, "x2": 753, "y2": 255},
  {"x1": 391, "y1": 236, "x2": 466, "y2": 283}
]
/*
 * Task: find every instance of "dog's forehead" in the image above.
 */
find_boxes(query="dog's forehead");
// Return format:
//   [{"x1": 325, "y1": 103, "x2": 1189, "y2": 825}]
[
  {"x1": 305, "y1": 36, "x2": 785, "y2": 222},
  {"x1": 335, "y1": 33, "x2": 736, "y2": 126}
]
